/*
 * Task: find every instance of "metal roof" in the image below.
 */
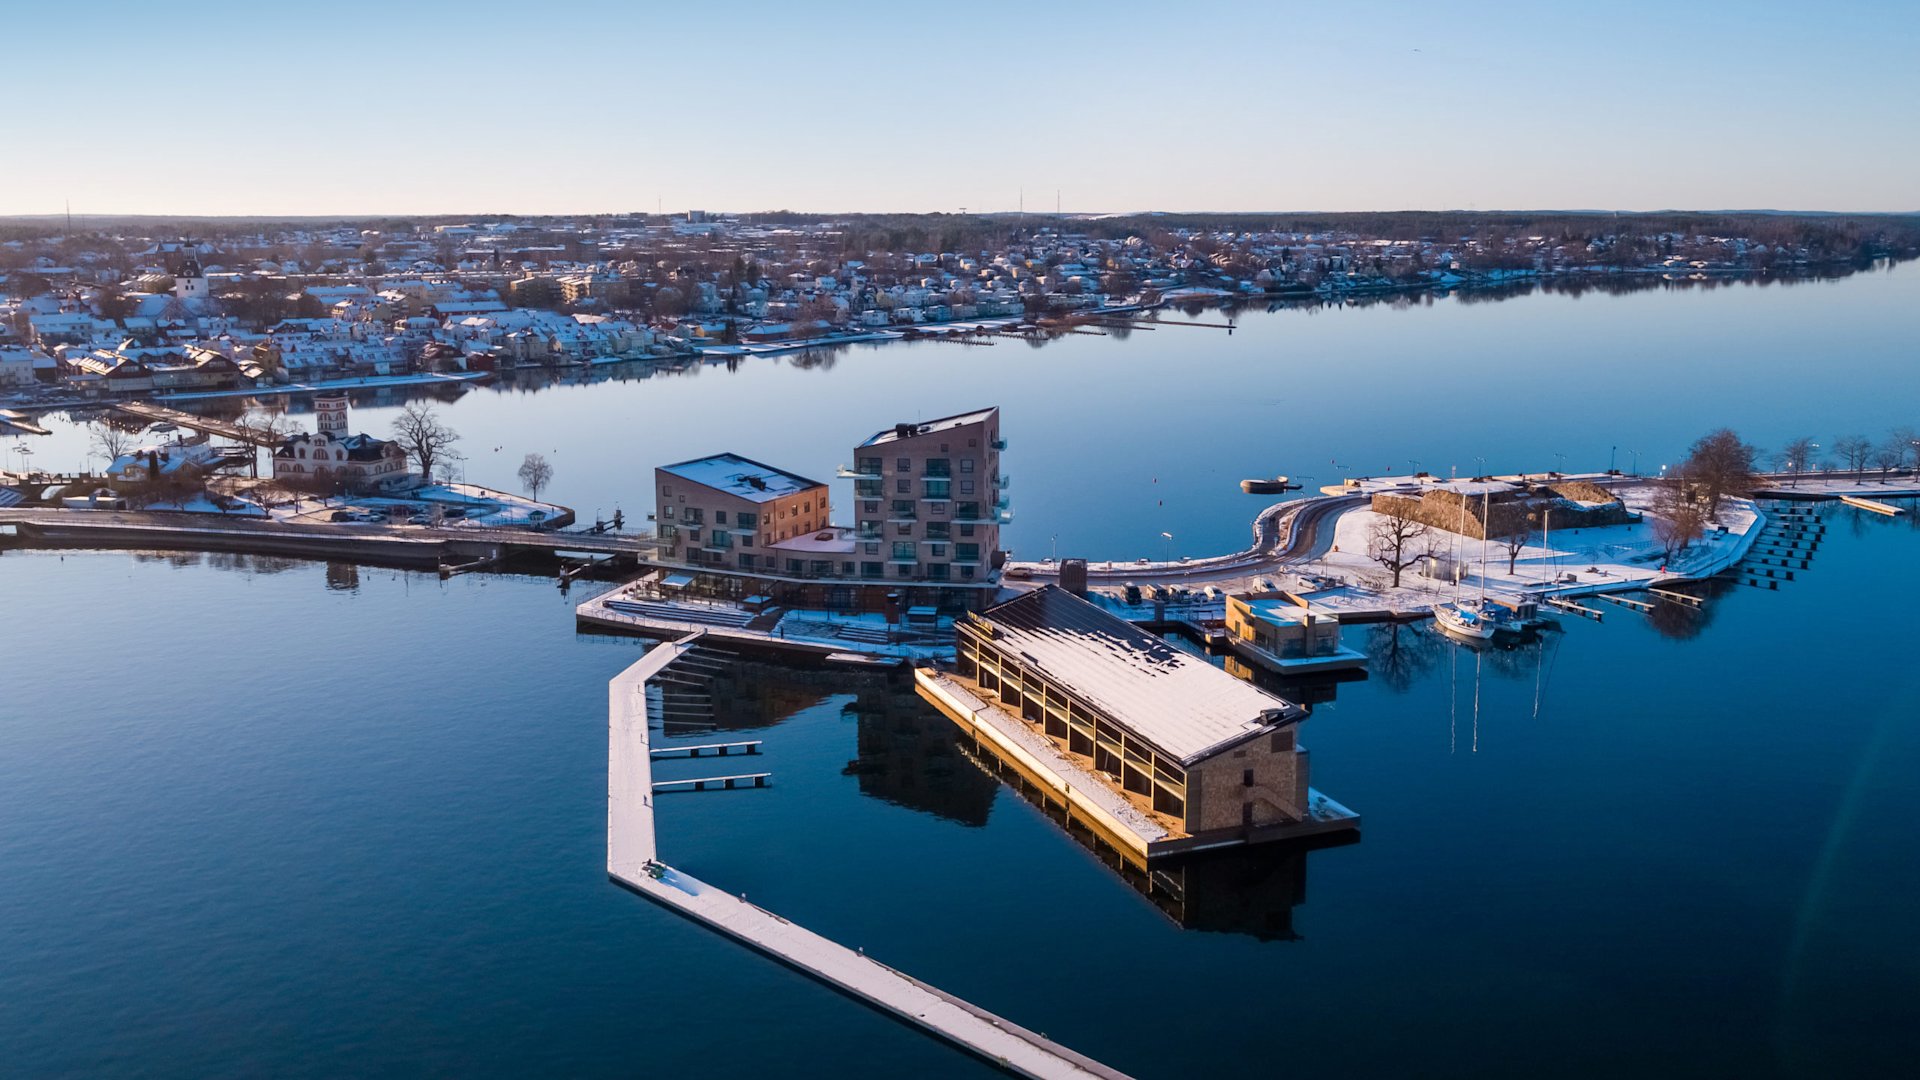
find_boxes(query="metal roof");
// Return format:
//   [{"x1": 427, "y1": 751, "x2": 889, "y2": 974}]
[
  {"x1": 658, "y1": 453, "x2": 825, "y2": 503},
  {"x1": 972, "y1": 586, "x2": 1302, "y2": 765},
  {"x1": 858, "y1": 406, "x2": 998, "y2": 447}
]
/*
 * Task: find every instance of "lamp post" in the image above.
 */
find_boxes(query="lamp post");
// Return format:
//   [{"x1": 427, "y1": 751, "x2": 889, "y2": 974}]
[
  {"x1": 1630, "y1": 449, "x2": 1641, "y2": 477},
  {"x1": 1161, "y1": 531, "x2": 1173, "y2": 569}
]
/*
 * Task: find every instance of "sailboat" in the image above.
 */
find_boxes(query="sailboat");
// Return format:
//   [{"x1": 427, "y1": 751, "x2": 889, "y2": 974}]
[{"x1": 1434, "y1": 481, "x2": 1501, "y2": 641}]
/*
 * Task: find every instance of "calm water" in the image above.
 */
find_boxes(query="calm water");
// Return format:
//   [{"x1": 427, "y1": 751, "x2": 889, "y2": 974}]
[{"x1": 5, "y1": 272, "x2": 1920, "y2": 1077}]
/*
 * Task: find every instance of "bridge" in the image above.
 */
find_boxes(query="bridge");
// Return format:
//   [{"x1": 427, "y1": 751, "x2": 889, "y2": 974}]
[{"x1": 109, "y1": 401, "x2": 285, "y2": 447}]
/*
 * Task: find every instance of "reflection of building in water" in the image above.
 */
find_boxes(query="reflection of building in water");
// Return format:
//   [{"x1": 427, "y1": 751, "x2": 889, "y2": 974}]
[
  {"x1": 324, "y1": 562, "x2": 360, "y2": 592},
  {"x1": 698, "y1": 657, "x2": 837, "y2": 731},
  {"x1": 1221, "y1": 654, "x2": 1368, "y2": 708},
  {"x1": 954, "y1": 732, "x2": 1355, "y2": 941},
  {"x1": 841, "y1": 682, "x2": 998, "y2": 827}
]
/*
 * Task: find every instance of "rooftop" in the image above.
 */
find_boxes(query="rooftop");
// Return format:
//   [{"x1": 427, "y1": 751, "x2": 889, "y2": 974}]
[
  {"x1": 659, "y1": 452, "x2": 824, "y2": 503},
  {"x1": 858, "y1": 406, "x2": 998, "y2": 447},
  {"x1": 972, "y1": 586, "x2": 1302, "y2": 765}
]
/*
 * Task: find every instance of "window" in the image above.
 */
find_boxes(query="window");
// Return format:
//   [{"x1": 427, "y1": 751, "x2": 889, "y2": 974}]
[
  {"x1": 715, "y1": 510, "x2": 727, "y2": 525},
  {"x1": 892, "y1": 541, "x2": 915, "y2": 560},
  {"x1": 960, "y1": 524, "x2": 976, "y2": 537},
  {"x1": 925, "y1": 458, "x2": 951, "y2": 477},
  {"x1": 662, "y1": 483, "x2": 672, "y2": 496},
  {"x1": 864, "y1": 542, "x2": 879, "y2": 555},
  {"x1": 958, "y1": 502, "x2": 979, "y2": 520},
  {"x1": 960, "y1": 458, "x2": 975, "y2": 473},
  {"x1": 737, "y1": 512, "x2": 756, "y2": 528},
  {"x1": 663, "y1": 505, "x2": 675, "y2": 519},
  {"x1": 959, "y1": 479, "x2": 974, "y2": 495},
  {"x1": 858, "y1": 456, "x2": 881, "y2": 474},
  {"x1": 1242, "y1": 803, "x2": 1255, "y2": 826},
  {"x1": 684, "y1": 507, "x2": 704, "y2": 523},
  {"x1": 1242, "y1": 769, "x2": 1255, "y2": 788},
  {"x1": 960, "y1": 565, "x2": 975, "y2": 580},
  {"x1": 928, "y1": 563, "x2": 949, "y2": 581},
  {"x1": 738, "y1": 553, "x2": 755, "y2": 569},
  {"x1": 861, "y1": 562, "x2": 883, "y2": 578},
  {"x1": 863, "y1": 500, "x2": 878, "y2": 514},
  {"x1": 896, "y1": 523, "x2": 912, "y2": 537},
  {"x1": 897, "y1": 457, "x2": 912, "y2": 472},
  {"x1": 787, "y1": 559, "x2": 804, "y2": 574},
  {"x1": 924, "y1": 479, "x2": 950, "y2": 499},
  {"x1": 929, "y1": 543, "x2": 947, "y2": 557},
  {"x1": 956, "y1": 543, "x2": 979, "y2": 562},
  {"x1": 897, "y1": 478, "x2": 911, "y2": 493}
]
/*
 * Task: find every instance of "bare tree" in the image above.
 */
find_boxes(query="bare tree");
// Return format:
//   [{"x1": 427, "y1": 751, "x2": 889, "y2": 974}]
[
  {"x1": 1495, "y1": 510, "x2": 1537, "y2": 575},
  {"x1": 1778, "y1": 436, "x2": 1819, "y2": 488},
  {"x1": 1833, "y1": 434, "x2": 1873, "y2": 477},
  {"x1": 1367, "y1": 508, "x2": 1432, "y2": 588},
  {"x1": 517, "y1": 452, "x2": 553, "y2": 502},
  {"x1": 1649, "y1": 481, "x2": 1707, "y2": 562},
  {"x1": 1677, "y1": 427, "x2": 1760, "y2": 520},
  {"x1": 1890, "y1": 425, "x2": 1920, "y2": 472},
  {"x1": 1873, "y1": 437, "x2": 1906, "y2": 482},
  {"x1": 391, "y1": 402, "x2": 460, "y2": 481},
  {"x1": 89, "y1": 421, "x2": 137, "y2": 463}
]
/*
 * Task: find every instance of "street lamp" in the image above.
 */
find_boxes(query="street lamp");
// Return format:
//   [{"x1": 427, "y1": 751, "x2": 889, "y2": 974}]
[{"x1": 1161, "y1": 531, "x2": 1173, "y2": 568}]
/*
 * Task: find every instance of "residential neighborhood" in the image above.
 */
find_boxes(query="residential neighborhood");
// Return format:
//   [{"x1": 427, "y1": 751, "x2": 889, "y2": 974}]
[{"x1": 3, "y1": 210, "x2": 1909, "y2": 405}]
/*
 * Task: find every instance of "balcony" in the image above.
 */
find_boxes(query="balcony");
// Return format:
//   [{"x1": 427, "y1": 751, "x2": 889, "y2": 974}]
[
  {"x1": 836, "y1": 463, "x2": 881, "y2": 480},
  {"x1": 992, "y1": 474, "x2": 1010, "y2": 490},
  {"x1": 991, "y1": 437, "x2": 1008, "y2": 451},
  {"x1": 887, "y1": 508, "x2": 919, "y2": 522},
  {"x1": 993, "y1": 493, "x2": 1011, "y2": 510}
]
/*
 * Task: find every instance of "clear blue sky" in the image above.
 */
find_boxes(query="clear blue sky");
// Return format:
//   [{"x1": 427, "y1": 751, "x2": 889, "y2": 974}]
[{"x1": 8, "y1": 0, "x2": 1916, "y2": 216}]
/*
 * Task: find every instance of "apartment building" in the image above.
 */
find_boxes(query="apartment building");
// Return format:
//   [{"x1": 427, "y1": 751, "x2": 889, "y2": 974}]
[
  {"x1": 843, "y1": 406, "x2": 1006, "y2": 585},
  {"x1": 654, "y1": 453, "x2": 833, "y2": 571}
]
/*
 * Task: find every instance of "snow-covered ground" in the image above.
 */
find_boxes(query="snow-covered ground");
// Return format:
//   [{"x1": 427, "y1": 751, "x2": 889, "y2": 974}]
[{"x1": 1309, "y1": 485, "x2": 1762, "y2": 613}]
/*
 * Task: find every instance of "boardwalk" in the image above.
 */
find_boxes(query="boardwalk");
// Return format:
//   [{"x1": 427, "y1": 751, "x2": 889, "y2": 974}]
[
  {"x1": 110, "y1": 401, "x2": 284, "y2": 446},
  {"x1": 608, "y1": 640, "x2": 1131, "y2": 1080}
]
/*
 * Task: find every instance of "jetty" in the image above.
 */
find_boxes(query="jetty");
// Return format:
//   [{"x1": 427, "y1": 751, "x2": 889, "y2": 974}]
[
  {"x1": 1840, "y1": 495, "x2": 1906, "y2": 517},
  {"x1": 109, "y1": 400, "x2": 284, "y2": 446},
  {"x1": 608, "y1": 637, "x2": 1130, "y2": 1080}
]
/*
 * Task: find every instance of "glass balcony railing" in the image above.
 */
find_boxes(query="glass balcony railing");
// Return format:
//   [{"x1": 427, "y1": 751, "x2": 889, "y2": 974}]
[
  {"x1": 836, "y1": 463, "x2": 881, "y2": 479},
  {"x1": 991, "y1": 437, "x2": 1008, "y2": 451}
]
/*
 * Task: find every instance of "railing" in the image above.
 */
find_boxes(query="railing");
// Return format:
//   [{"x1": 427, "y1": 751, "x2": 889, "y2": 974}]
[
  {"x1": 990, "y1": 438, "x2": 1008, "y2": 451},
  {"x1": 836, "y1": 464, "x2": 881, "y2": 480}
]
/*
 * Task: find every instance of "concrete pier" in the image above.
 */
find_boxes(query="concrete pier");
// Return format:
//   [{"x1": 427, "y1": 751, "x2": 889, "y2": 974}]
[{"x1": 607, "y1": 636, "x2": 1130, "y2": 1080}]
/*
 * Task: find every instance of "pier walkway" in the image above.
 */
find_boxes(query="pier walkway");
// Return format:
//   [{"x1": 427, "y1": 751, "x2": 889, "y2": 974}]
[
  {"x1": 109, "y1": 401, "x2": 285, "y2": 446},
  {"x1": 609, "y1": 639, "x2": 1130, "y2": 1080}
]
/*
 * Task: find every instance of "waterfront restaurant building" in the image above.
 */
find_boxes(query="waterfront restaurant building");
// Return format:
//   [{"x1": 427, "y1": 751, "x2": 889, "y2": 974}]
[{"x1": 938, "y1": 586, "x2": 1357, "y2": 858}]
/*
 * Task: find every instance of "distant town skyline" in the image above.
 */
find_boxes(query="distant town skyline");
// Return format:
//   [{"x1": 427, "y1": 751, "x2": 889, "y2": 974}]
[{"x1": 7, "y1": 0, "x2": 1917, "y2": 218}]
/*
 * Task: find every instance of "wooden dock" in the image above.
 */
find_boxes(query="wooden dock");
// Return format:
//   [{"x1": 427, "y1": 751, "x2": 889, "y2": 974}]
[
  {"x1": 1840, "y1": 495, "x2": 1906, "y2": 517},
  {"x1": 650, "y1": 772, "x2": 771, "y2": 793},
  {"x1": 608, "y1": 639, "x2": 1131, "y2": 1080},
  {"x1": 650, "y1": 740, "x2": 761, "y2": 759}
]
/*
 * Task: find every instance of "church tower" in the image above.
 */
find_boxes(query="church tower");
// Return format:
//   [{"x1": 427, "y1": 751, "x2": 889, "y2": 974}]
[
  {"x1": 174, "y1": 253, "x2": 208, "y2": 302},
  {"x1": 314, "y1": 394, "x2": 350, "y2": 439}
]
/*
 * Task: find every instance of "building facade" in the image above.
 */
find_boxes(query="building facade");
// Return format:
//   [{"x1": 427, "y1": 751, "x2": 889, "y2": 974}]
[
  {"x1": 654, "y1": 453, "x2": 835, "y2": 572},
  {"x1": 949, "y1": 587, "x2": 1337, "y2": 845},
  {"x1": 843, "y1": 406, "x2": 1007, "y2": 586}
]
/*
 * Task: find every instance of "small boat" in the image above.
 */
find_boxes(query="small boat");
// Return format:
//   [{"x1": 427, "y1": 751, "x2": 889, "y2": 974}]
[
  {"x1": 1433, "y1": 597, "x2": 1500, "y2": 641},
  {"x1": 1241, "y1": 475, "x2": 1301, "y2": 494}
]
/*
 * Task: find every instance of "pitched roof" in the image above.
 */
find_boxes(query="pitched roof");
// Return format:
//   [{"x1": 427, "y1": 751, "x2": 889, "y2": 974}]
[{"x1": 972, "y1": 586, "x2": 1302, "y2": 765}]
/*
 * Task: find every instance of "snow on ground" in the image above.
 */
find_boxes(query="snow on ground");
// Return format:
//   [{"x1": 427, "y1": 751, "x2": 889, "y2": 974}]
[{"x1": 1310, "y1": 490, "x2": 1762, "y2": 611}]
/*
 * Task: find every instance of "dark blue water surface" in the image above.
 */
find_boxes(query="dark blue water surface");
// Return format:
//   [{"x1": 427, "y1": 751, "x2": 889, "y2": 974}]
[{"x1": 5, "y1": 271, "x2": 1920, "y2": 1078}]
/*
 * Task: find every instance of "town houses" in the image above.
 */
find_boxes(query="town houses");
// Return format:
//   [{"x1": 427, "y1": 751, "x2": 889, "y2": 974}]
[{"x1": 3, "y1": 212, "x2": 1908, "y2": 405}]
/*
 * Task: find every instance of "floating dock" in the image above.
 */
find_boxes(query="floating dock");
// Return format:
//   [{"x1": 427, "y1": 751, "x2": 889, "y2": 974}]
[
  {"x1": 608, "y1": 636, "x2": 1130, "y2": 1080},
  {"x1": 1840, "y1": 495, "x2": 1906, "y2": 517}
]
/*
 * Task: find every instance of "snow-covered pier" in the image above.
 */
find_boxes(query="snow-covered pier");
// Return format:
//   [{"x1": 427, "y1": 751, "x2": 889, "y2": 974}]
[{"x1": 607, "y1": 636, "x2": 1131, "y2": 1080}]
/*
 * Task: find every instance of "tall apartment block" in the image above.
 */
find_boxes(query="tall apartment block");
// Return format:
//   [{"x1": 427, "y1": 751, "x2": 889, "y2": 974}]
[{"x1": 843, "y1": 407, "x2": 1008, "y2": 585}]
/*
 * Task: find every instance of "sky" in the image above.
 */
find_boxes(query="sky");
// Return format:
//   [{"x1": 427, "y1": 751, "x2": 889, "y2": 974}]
[{"x1": 4, "y1": 0, "x2": 1917, "y2": 217}]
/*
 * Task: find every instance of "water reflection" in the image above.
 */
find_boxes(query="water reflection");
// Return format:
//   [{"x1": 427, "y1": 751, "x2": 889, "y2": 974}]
[{"x1": 841, "y1": 678, "x2": 998, "y2": 827}]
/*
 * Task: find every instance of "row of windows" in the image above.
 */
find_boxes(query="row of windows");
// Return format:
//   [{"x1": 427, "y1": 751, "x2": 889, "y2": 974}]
[
  {"x1": 859, "y1": 456, "x2": 982, "y2": 476},
  {"x1": 859, "y1": 500, "x2": 991, "y2": 522}
]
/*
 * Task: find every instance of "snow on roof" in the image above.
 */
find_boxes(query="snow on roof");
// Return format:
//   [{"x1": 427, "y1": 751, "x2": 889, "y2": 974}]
[
  {"x1": 858, "y1": 406, "x2": 998, "y2": 447},
  {"x1": 658, "y1": 453, "x2": 824, "y2": 503},
  {"x1": 973, "y1": 586, "x2": 1302, "y2": 765}
]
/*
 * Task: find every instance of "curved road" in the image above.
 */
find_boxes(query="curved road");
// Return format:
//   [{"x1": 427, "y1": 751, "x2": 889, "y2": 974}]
[{"x1": 1011, "y1": 493, "x2": 1368, "y2": 587}]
